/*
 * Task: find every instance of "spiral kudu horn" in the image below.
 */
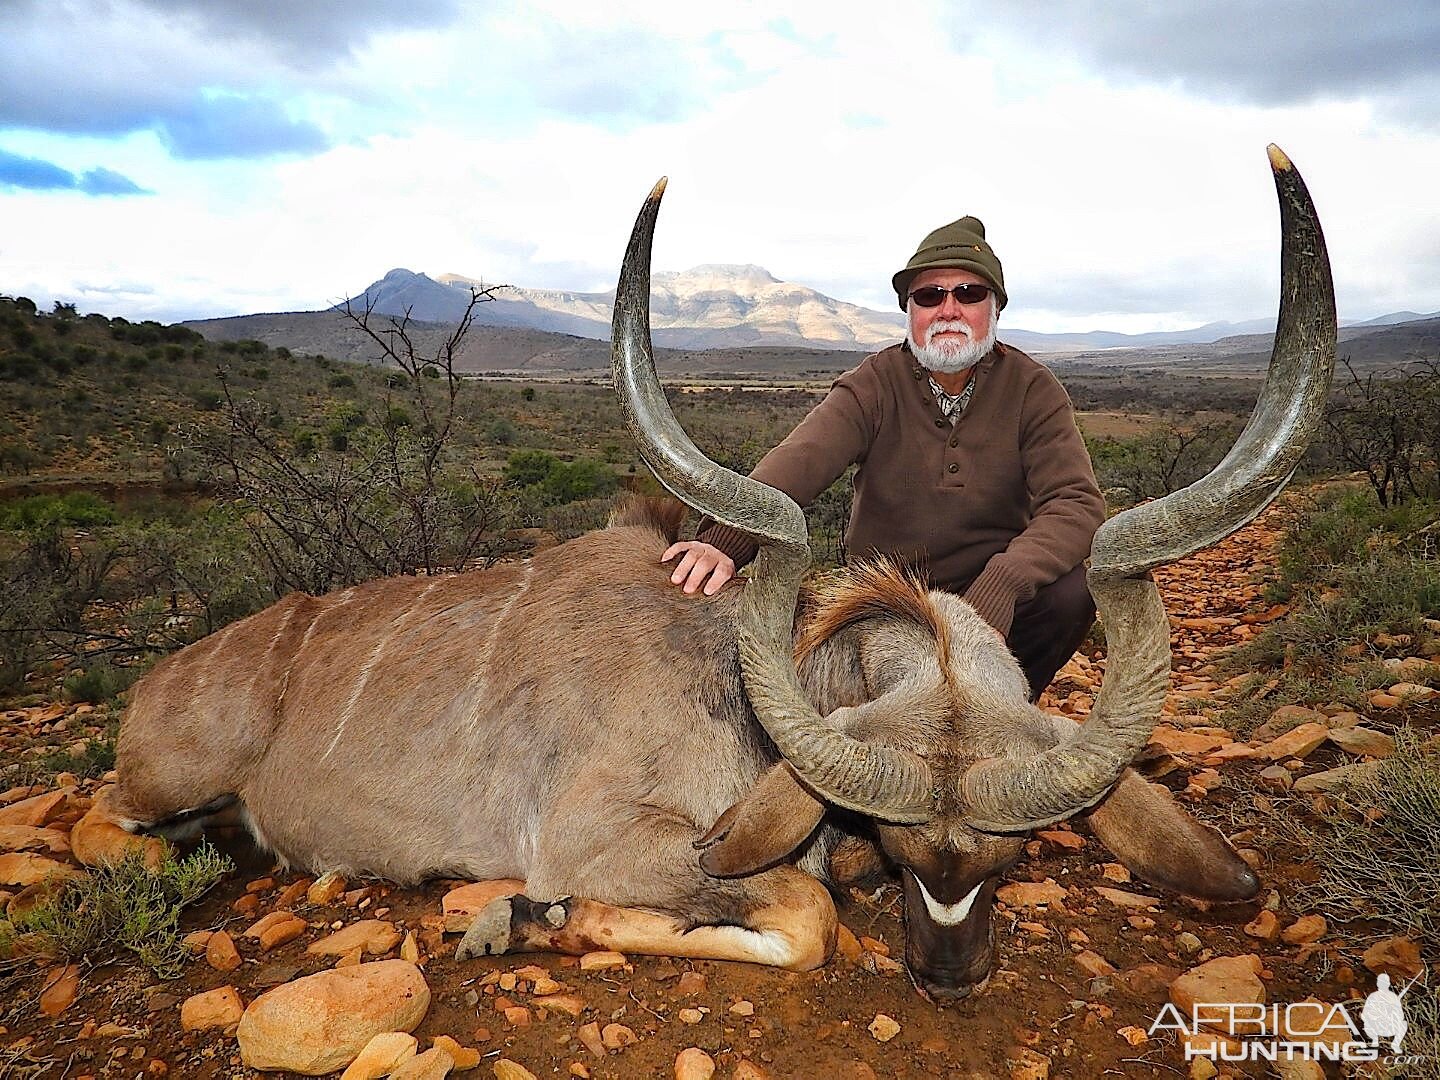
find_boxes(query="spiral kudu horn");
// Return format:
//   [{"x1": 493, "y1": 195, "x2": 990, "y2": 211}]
[
  {"x1": 611, "y1": 179, "x2": 933, "y2": 822},
  {"x1": 962, "y1": 145, "x2": 1337, "y2": 832}
]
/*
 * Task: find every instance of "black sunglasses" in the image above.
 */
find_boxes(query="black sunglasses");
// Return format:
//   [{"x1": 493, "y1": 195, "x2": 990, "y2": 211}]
[{"x1": 908, "y1": 283, "x2": 993, "y2": 308}]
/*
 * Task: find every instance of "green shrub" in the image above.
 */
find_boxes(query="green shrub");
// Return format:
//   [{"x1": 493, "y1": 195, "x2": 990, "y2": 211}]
[
  {"x1": 14, "y1": 721, "x2": 120, "y2": 786},
  {"x1": 540, "y1": 458, "x2": 615, "y2": 504},
  {"x1": 0, "y1": 492, "x2": 117, "y2": 530},
  {"x1": 61, "y1": 661, "x2": 136, "y2": 704},
  {"x1": 1279, "y1": 728, "x2": 1439, "y2": 955},
  {"x1": 505, "y1": 449, "x2": 559, "y2": 488},
  {"x1": 0, "y1": 845, "x2": 233, "y2": 978},
  {"x1": 1271, "y1": 488, "x2": 1439, "y2": 600}
]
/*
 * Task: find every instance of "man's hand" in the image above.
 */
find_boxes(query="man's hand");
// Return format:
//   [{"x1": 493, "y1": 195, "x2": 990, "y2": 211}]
[{"x1": 662, "y1": 541, "x2": 736, "y2": 596}]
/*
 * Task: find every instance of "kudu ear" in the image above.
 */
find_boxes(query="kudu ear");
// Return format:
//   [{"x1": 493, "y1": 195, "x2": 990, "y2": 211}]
[
  {"x1": 1083, "y1": 769, "x2": 1260, "y2": 902},
  {"x1": 695, "y1": 763, "x2": 825, "y2": 878}
]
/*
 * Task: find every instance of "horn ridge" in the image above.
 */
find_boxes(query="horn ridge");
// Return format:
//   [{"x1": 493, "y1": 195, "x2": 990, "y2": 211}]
[
  {"x1": 963, "y1": 145, "x2": 1338, "y2": 832},
  {"x1": 611, "y1": 179, "x2": 934, "y2": 823}
]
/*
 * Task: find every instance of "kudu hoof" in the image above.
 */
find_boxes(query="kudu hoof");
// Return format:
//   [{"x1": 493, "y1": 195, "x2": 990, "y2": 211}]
[
  {"x1": 455, "y1": 894, "x2": 573, "y2": 960},
  {"x1": 455, "y1": 897, "x2": 514, "y2": 960}
]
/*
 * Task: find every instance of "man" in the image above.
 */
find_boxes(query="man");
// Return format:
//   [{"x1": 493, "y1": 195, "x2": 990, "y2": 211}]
[{"x1": 663, "y1": 216, "x2": 1105, "y2": 700}]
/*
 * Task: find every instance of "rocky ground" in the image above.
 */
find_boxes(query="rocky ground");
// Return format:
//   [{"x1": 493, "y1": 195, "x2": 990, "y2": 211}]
[{"x1": 1, "y1": 503, "x2": 1436, "y2": 1080}]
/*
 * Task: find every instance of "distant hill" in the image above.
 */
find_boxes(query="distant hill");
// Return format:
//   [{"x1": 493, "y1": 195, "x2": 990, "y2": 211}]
[
  {"x1": 182, "y1": 308, "x2": 869, "y2": 378},
  {"x1": 345, "y1": 265, "x2": 906, "y2": 351},
  {"x1": 342, "y1": 265, "x2": 1398, "y2": 355},
  {"x1": 183, "y1": 263, "x2": 1437, "y2": 377},
  {"x1": 1056, "y1": 316, "x2": 1440, "y2": 374},
  {"x1": 183, "y1": 305, "x2": 1440, "y2": 380}
]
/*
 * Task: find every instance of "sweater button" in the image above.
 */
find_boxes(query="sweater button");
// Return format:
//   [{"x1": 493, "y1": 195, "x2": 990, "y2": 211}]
[
  {"x1": 947, "y1": 462, "x2": 959, "y2": 473},
  {"x1": 934, "y1": 417, "x2": 946, "y2": 427},
  {"x1": 949, "y1": 437, "x2": 958, "y2": 448}
]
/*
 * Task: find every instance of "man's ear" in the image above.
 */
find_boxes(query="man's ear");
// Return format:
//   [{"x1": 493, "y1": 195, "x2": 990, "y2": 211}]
[
  {"x1": 1084, "y1": 769, "x2": 1260, "y2": 902},
  {"x1": 695, "y1": 763, "x2": 825, "y2": 877}
]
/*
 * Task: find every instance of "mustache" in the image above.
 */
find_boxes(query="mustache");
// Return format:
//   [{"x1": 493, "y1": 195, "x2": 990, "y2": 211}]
[{"x1": 925, "y1": 320, "x2": 973, "y2": 345}]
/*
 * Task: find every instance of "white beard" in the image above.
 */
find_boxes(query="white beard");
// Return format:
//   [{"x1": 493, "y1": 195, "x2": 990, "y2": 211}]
[{"x1": 906, "y1": 306, "x2": 998, "y2": 373}]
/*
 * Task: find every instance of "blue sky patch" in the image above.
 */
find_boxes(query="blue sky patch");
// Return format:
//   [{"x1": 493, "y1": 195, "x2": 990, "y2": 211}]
[{"x1": 0, "y1": 147, "x2": 150, "y2": 195}]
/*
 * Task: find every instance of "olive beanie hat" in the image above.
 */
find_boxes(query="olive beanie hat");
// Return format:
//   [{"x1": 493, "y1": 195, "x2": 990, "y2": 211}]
[{"x1": 891, "y1": 216, "x2": 1007, "y2": 311}]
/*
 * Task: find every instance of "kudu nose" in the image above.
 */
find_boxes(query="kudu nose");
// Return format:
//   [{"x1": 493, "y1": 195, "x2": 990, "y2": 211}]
[{"x1": 918, "y1": 979, "x2": 975, "y2": 1004}]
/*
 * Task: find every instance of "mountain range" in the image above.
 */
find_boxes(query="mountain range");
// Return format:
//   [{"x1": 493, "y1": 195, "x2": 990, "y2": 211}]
[
  {"x1": 340, "y1": 265, "x2": 1343, "y2": 354},
  {"x1": 181, "y1": 263, "x2": 1438, "y2": 376}
]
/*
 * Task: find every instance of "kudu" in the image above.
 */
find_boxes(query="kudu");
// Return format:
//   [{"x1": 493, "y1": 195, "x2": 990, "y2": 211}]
[{"x1": 111, "y1": 145, "x2": 1335, "y2": 1001}]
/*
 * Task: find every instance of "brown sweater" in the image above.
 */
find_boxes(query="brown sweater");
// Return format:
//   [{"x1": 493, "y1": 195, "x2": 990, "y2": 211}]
[{"x1": 699, "y1": 342, "x2": 1105, "y2": 636}]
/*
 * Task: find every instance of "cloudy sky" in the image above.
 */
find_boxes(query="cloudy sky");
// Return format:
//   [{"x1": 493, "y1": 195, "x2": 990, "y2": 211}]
[{"x1": 2, "y1": 1, "x2": 1438, "y2": 333}]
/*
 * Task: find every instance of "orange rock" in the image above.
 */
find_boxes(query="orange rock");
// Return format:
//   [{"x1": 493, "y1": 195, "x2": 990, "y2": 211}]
[
  {"x1": 1201, "y1": 743, "x2": 1257, "y2": 766},
  {"x1": 600, "y1": 1023, "x2": 636, "y2": 1050},
  {"x1": 273, "y1": 878, "x2": 312, "y2": 909},
  {"x1": 180, "y1": 986, "x2": 245, "y2": 1033},
  {"x1": 244, "y1": 911, "x2": 306, "y2": 952},
  {"x1": 1388, "y1": 682, "x2": 1438, "y2": 701},
  {"x1": 307, "y1": 870, "x2": 348, "y2": 906},
  {"x1": 1243, "y1": 910, "x2": 1281, "y2": 942},
  {"x1": 338, "y1": 1031, "x2": 418, "y2": 1079},
  {"x1": 335, "y1": 946, "x2": 363, "y2": 968},
  {"x1": 390, "y1": 1047, "x2": 454, "y2": 1080},
  {"x1": 206, "y1": 930, "x2": 242, "y2": 972},
  {"x1": 0, "y1": 791, "x2": 67, "y2": 827},
  {"x1": 1146, "y1": 727, "x2": 1231, "y2": 758},
  {"x1": 306, "y1": 920, "x2": 402, "y2": 957},
  {"x1": 431, "y1": 1034, "x2": 481, "y2": 1070},
  {"x1": 259, "y1": 916, "x2": 306, "y2": 952},
  {"x1": 1326, "y1": 727, "x2": 1396, "y2": 757},
  {"x1": 38, "y1": 963, "x2": 80, "y2": 1017},
  {"x1": 996, "y1": 879, "x2": 1068, "y2": 910},
  {"x1": 579, "y1": 950, "x2": 628, "y2": 972},
  {"x1": 576, "y1": 1021, "x2": 607, "y2": 1057},
  {"x1": 1281, "y1": 915, "x2": 1327, "y2": 945},
  {"x1": 493, "y1": 1062, "x2": 538, "y2": 1080},
  {"x1": 503, "y1": 1006, "x2": 531, "y2": 1028},
  {"x1": 237, "y1": 960, "x2": 430, "y2": 1074},
  {"x1": 441, "y1": 879, "x2": 525, "y2": 915},
  {"x1": 0, "y1": 852, "x2": 77, "y2": 888},
  {"x1": 0, "y1": 825, "x2": 71, "y2": 854},
  {"x1": 867, "y1": 1013, "x2": 901, "y2": 1042},
  {"x1": 1258, "y1": 722, "x2": 1329, "y2": 761},
  {"x1": 1008, "y1": 1046, "x2": 1049, "y2": 1079},
  {"x1": 1362, "y1": 936, "x2": 1422, "y2": 979},
  {"x1": 1170, "y1": 955, "x2": 1266, "y2": 1017},
  {"x1": 1074, "y1": 950, "x2": 1117, "y2": 978},
  {"x1": 1093, "y1": 886, "x2": 1159, "y2": 910},
  {"x1": 1036, "y1": 829, "x2": 1085, "y2": 851},
  {"x1": 675, "y1": 971, "x2": 707, "y2": 996},
  {"x1": 69, "y1": 802, "x2": 167, "y2": 869},
  {"x1": 674, "y1": 1047, "x2": 716, "y2": 1080}
]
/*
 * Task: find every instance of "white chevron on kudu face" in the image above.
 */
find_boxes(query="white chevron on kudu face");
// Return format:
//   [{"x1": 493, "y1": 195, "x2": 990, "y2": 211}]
[{"x1": 912, "y1": 873, "x2": 984, "y2": 926}]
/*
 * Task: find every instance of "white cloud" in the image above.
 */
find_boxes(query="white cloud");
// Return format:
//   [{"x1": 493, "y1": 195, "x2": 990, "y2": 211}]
[{"x1": 3, "y1": 1, "x2": 1437, "y2": 331}]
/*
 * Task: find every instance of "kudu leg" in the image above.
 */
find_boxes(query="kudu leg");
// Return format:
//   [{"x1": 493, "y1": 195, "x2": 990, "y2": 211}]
[{"x1": 455, "y1": 865, "x2": 836, "y2": 972}]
